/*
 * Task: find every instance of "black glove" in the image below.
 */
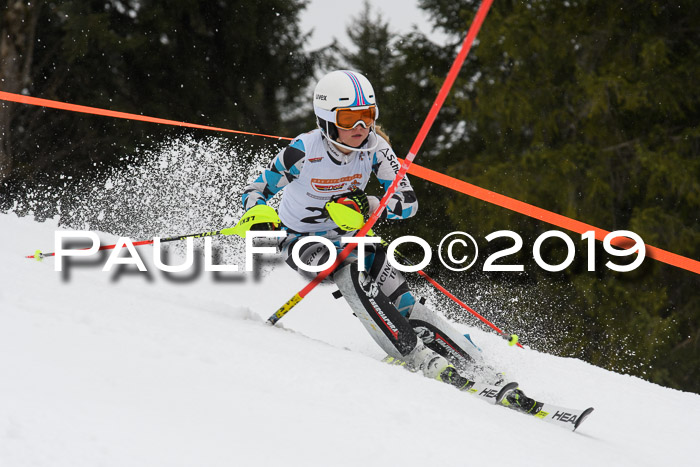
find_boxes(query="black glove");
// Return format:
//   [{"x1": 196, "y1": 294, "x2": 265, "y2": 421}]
[
  {"x1": 329, "y1": 188, "x2": 370, "y2": 218},
  {"x1": 249, "y1": 222, "x2": 277, "y2": 231}
]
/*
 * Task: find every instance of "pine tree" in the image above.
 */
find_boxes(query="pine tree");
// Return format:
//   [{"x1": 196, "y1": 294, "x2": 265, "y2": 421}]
[
  {"x1": 0, "y1": 0, "x2": 315, "y2": 191},
  {"x1": 416, "y1": 0, "x2": 700, "y2": 391}
]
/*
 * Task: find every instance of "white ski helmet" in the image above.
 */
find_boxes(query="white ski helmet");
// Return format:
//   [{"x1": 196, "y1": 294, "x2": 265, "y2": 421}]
[{"x1": 313, "y1": 70, "x2": 379, "y2": 151}]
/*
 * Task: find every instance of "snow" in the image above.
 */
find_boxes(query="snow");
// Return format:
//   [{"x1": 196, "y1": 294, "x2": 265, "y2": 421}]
[{"x1": 1, "y1": 211, "x2": 698, "y2": 466}]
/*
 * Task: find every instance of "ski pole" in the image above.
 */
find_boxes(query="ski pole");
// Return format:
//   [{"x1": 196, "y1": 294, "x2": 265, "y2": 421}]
[
  {"x1": 380, "y1": 237, "x2": 523, "y2": 348},
  {"x1": 267, "y1": 0, "x2": 495, "y2": 325},
  {"x1": 25, "y1": 204, "x2": 279, "y2": 260},
  {"x1": 26, "y1": 227, "x2": 238, "y2": 261}
]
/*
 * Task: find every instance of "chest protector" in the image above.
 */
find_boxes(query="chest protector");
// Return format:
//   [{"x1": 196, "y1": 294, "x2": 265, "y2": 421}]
[{"x1": 279, "y1": 131, "x2": 373, "y2": 232}]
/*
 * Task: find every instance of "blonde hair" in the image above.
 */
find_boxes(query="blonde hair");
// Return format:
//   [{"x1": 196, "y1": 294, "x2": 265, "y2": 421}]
[{"x1": 375, "y1": 125, "x2": 391, "y2": 145}]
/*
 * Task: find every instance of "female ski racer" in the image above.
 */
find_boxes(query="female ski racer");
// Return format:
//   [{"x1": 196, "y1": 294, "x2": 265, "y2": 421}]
[{"x1": 240, "y1": 70, "x2": 535, "y2": 408}]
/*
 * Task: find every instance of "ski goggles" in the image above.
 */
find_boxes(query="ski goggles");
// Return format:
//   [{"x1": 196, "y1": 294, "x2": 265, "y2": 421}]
[{"x1": 334, "y1": 105, "x2": 377, "y2": 130}]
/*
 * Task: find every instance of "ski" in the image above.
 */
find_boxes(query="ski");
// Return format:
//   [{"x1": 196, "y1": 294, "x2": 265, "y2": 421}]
[
  {"x1": 462, "y1": 381, "x2": 594, "y2": 431},
  {"x1": 500, "y1": 392, "x2": 594, "y2": 431},
  {"x1": 531, "y1": 402, "x2": 594, "y2": 431},
  {"x1": 465, "y1": 380, "x2": 518, "y2": 405}
]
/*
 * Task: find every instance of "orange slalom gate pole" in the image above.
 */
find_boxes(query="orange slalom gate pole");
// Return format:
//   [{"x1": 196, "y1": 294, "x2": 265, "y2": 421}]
[
  {"x1": 406, "y1": 164, "x2": 700, "y2": 275},
  {"x1": 3, "y1": 93, "x2": 698, "y2": 275},
  {"x1": 417, "y1": 270, "x2": 523, "y2": 348},
  {"x1": 267, "y1": 0, "x2": 495, "y2": 325},
  {"x1": 381, "y1": 236, "x2": 524, "y2": 347},
  {"x1": 0, "y1": 90, "x2": 292, "y2": 141}
]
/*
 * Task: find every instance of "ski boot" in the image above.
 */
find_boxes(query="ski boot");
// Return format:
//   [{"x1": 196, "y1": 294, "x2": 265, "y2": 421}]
[
  {"x1": 384, "y1": 341, "x2": 476, "y2": 391},
  {"x1": 500, "y1": 388, "x2": 543, "y2": 414},
  {"x1": 384, "y1": 341, "x2": 449, "y2": 378}
]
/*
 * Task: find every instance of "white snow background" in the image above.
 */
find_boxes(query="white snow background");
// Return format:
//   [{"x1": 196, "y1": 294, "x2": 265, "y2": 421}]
[{"x1": 1, "y1": 138, "x2": 697, "y2": 466}]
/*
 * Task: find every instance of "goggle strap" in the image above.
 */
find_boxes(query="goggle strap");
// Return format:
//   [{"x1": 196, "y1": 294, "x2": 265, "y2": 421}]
[{"x1": 314, "y1": 106, "x2": 336, "y2": 122}]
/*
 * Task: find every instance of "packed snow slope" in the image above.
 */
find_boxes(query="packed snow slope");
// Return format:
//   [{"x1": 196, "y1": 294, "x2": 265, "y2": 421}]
[{"x1": 1, "y1": 212, "x2": 697, "y2": 467}]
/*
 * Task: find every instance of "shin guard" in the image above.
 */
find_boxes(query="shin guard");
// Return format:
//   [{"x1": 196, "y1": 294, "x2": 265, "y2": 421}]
[{"x1": 334, "y1": 262, "x2": 418, "y2": 358}]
